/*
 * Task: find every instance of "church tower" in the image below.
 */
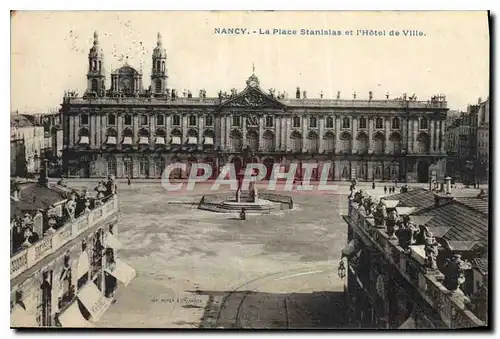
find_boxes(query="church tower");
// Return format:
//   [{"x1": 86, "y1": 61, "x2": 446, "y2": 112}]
[
  {"x1": 151, "y1": 32, "x2": 168, "y2": 94},
  {"x1": 87, "y1": 31, "x2": 106, "y2": 96}
]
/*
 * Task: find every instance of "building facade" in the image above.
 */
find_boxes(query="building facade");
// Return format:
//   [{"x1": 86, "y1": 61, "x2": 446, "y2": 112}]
[
  {"x1": 62, "y1": 32, "x2": 448, "y2": 182},
  {"x1": 10, "y1": 170, "x2": 135, "y2": 328},
  {"x1": 11, "y1": 114, "x2": 45, "y2": 175},
  {"x1": 445, "y1": 98, "x2": 489, "y2": 185},
  {"x1": 341, "y1": 183, "x2": 488, "y2": 328},
  {"x1": 476, "y1": 98, "x2": 489, "y2": 184}
]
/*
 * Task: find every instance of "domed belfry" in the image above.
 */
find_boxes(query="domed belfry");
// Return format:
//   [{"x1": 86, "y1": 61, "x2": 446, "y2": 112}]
[
  {"x1": 87, "y1": 31, "x2": 106, "y2": 96},
  {"x1": 151, "y1": 32, "x2": 168, "y2": 94}
]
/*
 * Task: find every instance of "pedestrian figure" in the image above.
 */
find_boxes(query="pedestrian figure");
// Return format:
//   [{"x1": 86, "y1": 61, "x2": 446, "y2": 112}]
[
  {"x1": 240, "y1": 208, "x2": 246, "y2": 220},
  {"x1": 384, "y1": 186, "x2": 387, "y2": 194},
  {"x1": 372, "y1": 181, "x2": 376, "y2": 190},
  {"x1": 127, "y1": 176, "x2": 131, "y2": 186}
]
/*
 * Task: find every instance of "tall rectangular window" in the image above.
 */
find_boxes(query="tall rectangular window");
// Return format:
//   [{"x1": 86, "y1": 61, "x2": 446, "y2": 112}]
[
  {"x1": 156, "y1": 115, "x2": 164, "y2": 125},
  {"x1": 172, "y1": 115, "x2": 181, "y2": 126},
  {"x1": 124, "y1": 115, "x2": 132, "y2": 126},
  {"x1": 205, "y1": 115, "x2": 213, "y2": 126},
  {"x1": 189, "y1": 115, "x2": 197, "y2": 126},
  {"x1": 141, "y1": 115, "x2": 148, "y2": 125},
  {"x1": 232, "y1": 116, "x2": 241, "y2": 127},
  {"x1": 107, "y1": 114, "x2": 116, "y2": 125},
  {"x1": 293, "y1": 117, "x2": 301, "y2": 128},
  {"x1": 81, "y1": 114, "x2": 89, "y2": 125},
  {"x1": 265, "y1": 116, "x2": 273, "y2": 127}
]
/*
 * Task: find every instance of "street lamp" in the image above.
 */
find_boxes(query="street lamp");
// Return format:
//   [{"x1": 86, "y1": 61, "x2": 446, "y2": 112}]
[{"x1": 337, "y1": 260, "x2": 346, "y2": 279}]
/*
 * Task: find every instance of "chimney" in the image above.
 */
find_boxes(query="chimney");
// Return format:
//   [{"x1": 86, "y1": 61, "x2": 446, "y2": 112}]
[
  {"x1": 434, "y1": 177, "x2": 454, "y2": 207},
  {"x1": 296, "y1": 87, "x2": 301, "y2": 99}
]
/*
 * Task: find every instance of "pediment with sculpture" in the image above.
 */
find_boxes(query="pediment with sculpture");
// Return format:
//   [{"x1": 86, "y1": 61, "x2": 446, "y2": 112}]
[{"x1": 221, "y1": 88, "x2": 286, "y2": 110}]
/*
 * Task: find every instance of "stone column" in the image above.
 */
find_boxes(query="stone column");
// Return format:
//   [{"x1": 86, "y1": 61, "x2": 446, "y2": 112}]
[
  {"x1": 440, "y1": 120, "x2": 446, "y2": 153},
  {"x1": 259, "y1": 116, "x2": 264, "y2": 150},
  {"x1": 95, "y1": 114, "x2": 101, "y2": 146},
  {"x1": 367, "y1": 161, "x2": 373, "y2": 180},
  {"x1": 116, "y1": 157, "x2": 124, "y2": 178},
  {"x1": 133, "y1": 114, "x2": 139, "y2": 144},
  {"x1": 435, "y1": 120, "x2": 440, "y2": 154},
  {"x1": 149, "y1": 112, "x2": 156, "y2": 147},
  {"x1": 351, "y1": 117, "x2": 357, "y2": 153},
  {"x1": 275, "y1": 116, "x2": 281, "y2": 150},
  {"x1": 302, "y1": 115, "x2": 307, "y2": 152},
  {"x1": 318, "y1": 116, "x2": 325, "y2": 153},
  {"x1": 182, "y1": 115, "x2": 188, "y2": 143},
  {"x1": 351, "y1": 160, "x2": 357, "y2": 180},
  {"x1": 285, "y1": 117, "x2": 291, "y2": 151},
  {"x1": 225, "y1": 116, "x2": 231, "y2": 150},
  {"x1": 166, "y1": 115, "x2": 171, "y2": 144},
  {"x1": 384, "y1": 118, "x2": 390, "y2": 153},
  {"x1": 430, "y1": 119, "x2": 435, "y2": 153},
  {"x1": 69, "y1": 116, "x2": 75, "y2": 146},
  {"x1": 117, "y1": 114, "x2": 123, "y2": 145},
  {"x1": 368, "y1": 118, "x2": 373, "y2": 152},
  {"x1": 242, "y1": 116, "x2": 247, "y2": 148},
  {"x1": 335, "y1": 116, "x2": 341, "y2": 154},
  {"x1": 401, "y1": 117, "x2": 407, "y2": 152},
  {"x1": 413, "y1": 119, "x2": 418, "y2": 153},
  {"x1": 219, "y1": 116, "x2": 224, "y2": 149},
  {"x1": 334, "y1": 160, "x2": 341, "y2": 179},
  {"x1": 198, "y1": 114, "x2": 205, "y2": 145}
]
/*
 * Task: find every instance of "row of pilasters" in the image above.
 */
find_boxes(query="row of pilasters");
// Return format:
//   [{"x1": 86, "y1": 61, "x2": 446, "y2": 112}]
[{"x1": 68, "y1": 114, "x2": 447, "y2": 154}]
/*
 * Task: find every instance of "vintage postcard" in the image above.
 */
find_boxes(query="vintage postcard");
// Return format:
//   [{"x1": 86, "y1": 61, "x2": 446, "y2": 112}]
[{"x1": 10, "y1": 11, "x2": 490, "y2": 329}]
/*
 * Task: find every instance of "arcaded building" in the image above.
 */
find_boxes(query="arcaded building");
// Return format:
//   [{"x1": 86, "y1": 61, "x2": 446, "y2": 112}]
[{"x1": 62, "y1": 32, "x2": 448, "y2": 182}]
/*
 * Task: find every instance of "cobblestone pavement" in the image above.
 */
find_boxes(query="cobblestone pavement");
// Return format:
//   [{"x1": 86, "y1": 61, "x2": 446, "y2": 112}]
[{"x1": 80, "y1": 182, "x2": 483, "y2": 328}]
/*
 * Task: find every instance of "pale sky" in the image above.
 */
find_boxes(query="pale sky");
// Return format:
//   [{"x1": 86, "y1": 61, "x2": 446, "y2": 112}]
[{"x1": 11, "y1": 11, "x2": 489, "y2": 113}]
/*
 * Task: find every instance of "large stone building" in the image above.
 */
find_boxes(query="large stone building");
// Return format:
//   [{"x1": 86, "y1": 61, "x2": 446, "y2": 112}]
[
  {"x1": 341, "y1": 182, "x2": 488, "y2": 328},
  {"x1": 10, "y1": 168, "x2": 135, "y2": 328},
  {"x1": 62, "y1": 32, "x2": 448, "y2": 182}
]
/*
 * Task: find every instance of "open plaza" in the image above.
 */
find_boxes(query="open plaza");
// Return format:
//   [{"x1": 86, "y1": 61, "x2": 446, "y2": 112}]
[{"x1": 53, "y1": 180, "x2": 483, "y2": 328}]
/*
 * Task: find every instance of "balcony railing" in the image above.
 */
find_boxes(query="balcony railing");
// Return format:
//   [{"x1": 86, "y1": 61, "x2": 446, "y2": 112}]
[
  {"x1": 347, "y1": 201, "x2": 484, "y2": 328},
  {"x1": 11, "y1": 196, "x2": 119, "y2": 280}
]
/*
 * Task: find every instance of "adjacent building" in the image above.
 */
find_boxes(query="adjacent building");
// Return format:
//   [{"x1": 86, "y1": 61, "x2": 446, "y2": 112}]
[
  {"x1": 445, "y1": 98, "x2": 490, "y2": 185},
  {"x1": 11, "y1": 114, "x2": 45, "y2": 175},
  {"x1": 61, "y1": 31, "x2": 448, "y2": 182},
  {"x1": 341, "y1": 183, "x2": 488, "y2": 328},
  {"x1": 10, "y1": 167, "x2": 135, "y2": 328}
]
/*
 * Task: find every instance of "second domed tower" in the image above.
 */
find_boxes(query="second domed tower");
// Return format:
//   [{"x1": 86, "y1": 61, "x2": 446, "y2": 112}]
[
  {"x1": 151, "y1": 32, "x2": 168, "y2": 94},
  {"x1": 87, "y1": 31, "x2": 106, "y2": 96}
]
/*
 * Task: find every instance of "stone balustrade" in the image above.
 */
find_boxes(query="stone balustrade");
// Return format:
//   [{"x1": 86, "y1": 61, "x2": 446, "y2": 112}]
[
  {"x1": 347, "y1": 200, "x2": 484, "y2": 328},
  {"x1": 64, "y1": 96, "x2": 447, "y2": 109},
  {"x1": 10, "y1": 196, "x2": 118, "y2": 280}
]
